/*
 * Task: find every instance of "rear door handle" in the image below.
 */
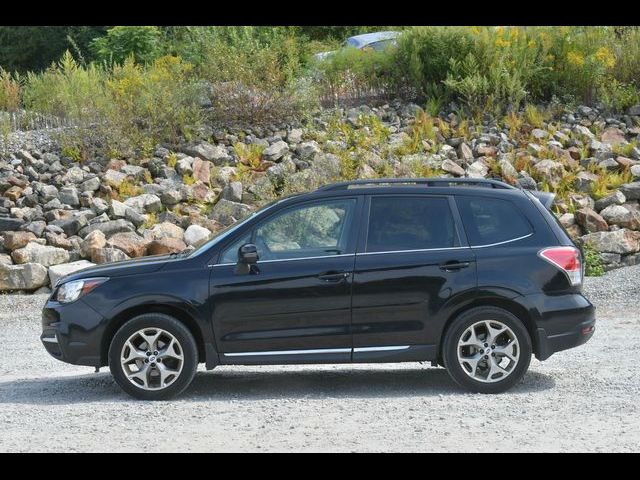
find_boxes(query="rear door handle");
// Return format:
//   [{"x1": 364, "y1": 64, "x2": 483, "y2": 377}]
[
  {"x1": 318, "y1": 271, "x2": 351, "y2": 282},
  {"x1": 439, "y1": 261, "x2": 470, "y2": 271}
]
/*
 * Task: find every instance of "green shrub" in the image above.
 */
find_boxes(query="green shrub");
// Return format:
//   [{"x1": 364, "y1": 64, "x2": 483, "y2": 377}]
[
  {"x1": 0, "y1": 68, "x2": 21, "y2": 111},
  {"x1": 91, "y1": 26, "x2": 162, "y2": 65},
  {"x1": 582, "y1": 242, "x2": 605, "y2": 277}
]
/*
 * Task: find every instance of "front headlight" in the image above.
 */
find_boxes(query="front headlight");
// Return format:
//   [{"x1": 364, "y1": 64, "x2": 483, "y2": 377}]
[{"x1": 55, "y1": 277, "x2": 108, "y2": 303}]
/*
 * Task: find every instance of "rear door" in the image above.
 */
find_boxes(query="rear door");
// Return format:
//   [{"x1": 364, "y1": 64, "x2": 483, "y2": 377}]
[{"x1": 351, "y1": 194, "x2": 477, "y2": 361}]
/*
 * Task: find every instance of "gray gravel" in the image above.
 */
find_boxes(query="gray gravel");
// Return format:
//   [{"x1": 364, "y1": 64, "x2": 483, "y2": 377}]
[{"x1": 0, "y1": 266, "x2": 639, "y2": 452}]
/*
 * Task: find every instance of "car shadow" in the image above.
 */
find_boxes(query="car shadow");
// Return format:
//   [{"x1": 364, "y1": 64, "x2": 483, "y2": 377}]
[{"x1": 0, "y1": 367, "x2": 555, "y2": 405}]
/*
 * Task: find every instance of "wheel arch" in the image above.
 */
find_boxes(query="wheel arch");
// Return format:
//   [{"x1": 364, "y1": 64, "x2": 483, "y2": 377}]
[
  {"x1": 101, "y1": 304, "x2": 206, "y2": 366},
  {"x1": 438, "y1": 296, "x2": 538, "y2": 362}
]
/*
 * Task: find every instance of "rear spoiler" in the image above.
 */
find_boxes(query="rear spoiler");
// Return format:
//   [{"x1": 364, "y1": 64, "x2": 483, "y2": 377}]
[{"x1": 526, "y1": 190, "x2": 556, "y2": 209}]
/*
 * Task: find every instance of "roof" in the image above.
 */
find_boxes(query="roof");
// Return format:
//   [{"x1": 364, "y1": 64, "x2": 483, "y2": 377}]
[{"x1": 345, "y1": 31, "x2": 401, "y2": 48}]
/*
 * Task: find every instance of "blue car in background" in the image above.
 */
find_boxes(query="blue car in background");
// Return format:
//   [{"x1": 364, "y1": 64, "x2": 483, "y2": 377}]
[{"x1": 314, "y1": 31, "x2": 401, "y2": 60}]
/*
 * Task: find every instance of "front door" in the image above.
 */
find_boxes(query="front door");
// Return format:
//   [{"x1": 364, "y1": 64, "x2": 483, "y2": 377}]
[
  {"x1": 209, "y1": 197, "x2": 361, "y2": 364},
  {"x1": 351, "y1": 194, "x2": 476, "y2": 362}
]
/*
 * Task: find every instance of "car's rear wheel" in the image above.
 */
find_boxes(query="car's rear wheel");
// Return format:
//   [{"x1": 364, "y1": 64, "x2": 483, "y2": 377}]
[
  {"x1": 442, "y1": 307, "x2": 532, "y2": 394},
  {"x1": 108, "y1": 313, "x2": 198, "y2": 400}
]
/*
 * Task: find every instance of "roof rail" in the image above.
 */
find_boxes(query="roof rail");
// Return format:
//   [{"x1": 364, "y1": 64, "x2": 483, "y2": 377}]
[{"x1": 317, "y1": 177, "x2": 516, "y2": 192}]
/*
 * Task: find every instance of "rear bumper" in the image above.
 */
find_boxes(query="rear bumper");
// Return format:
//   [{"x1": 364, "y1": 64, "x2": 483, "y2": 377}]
[{"x1": 520, "y1": 292, "x2": 596, "y2": 361}]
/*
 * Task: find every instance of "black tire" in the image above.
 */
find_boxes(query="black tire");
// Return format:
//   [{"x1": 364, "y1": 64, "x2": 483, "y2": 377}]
[
  {"x1": 108, "y1": 313, "x2": 198, "y2": 400},
  {"x1": 442, "y1": 307, "x2": 532, "y2": 394}
]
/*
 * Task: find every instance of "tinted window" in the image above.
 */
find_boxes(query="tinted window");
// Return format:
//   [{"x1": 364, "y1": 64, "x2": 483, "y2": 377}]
[
  {"x1": 221, "y1": 199, "x2": 356, "y2": 262},
  {"x1": 366, "y1": 196, "x2": 456, "y2": 252},
  {"x1": 457, "y1": 196, "x2": 532, "y2": 246}
]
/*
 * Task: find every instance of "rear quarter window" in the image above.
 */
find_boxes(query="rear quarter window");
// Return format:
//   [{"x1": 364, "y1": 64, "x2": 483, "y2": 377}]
[{"x1": 457, "y1": 196, "x2": 533, "y2": 246}]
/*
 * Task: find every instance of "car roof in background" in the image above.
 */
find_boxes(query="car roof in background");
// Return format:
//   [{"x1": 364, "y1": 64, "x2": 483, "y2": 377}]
[{"x1": 346, "y1": 31, "x2": 401, "y2": 47}]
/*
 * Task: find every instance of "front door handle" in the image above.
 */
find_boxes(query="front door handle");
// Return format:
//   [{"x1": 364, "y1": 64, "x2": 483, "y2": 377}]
[
  {"x1": 439, "y1": 261, "x2": 470, "y2": 272},
  {"x1": 318, "y1": 271, "x2": 350, "y2": 282}
]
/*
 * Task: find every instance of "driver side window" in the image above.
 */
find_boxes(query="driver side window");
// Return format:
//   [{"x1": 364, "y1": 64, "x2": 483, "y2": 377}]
[{"x1": 220, "y1": 199, "x2": 356, "y2": 263}]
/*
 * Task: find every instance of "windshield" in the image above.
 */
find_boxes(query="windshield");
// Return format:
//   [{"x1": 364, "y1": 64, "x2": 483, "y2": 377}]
[{"x1": 185, "y1": 197, "x2": 289, "y2": 259}]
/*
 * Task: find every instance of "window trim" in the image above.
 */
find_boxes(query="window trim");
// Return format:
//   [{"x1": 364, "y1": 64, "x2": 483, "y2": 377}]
[
  {"x1": 215, "y1": 196, "x2": 361, "y2": 265},
  {"x1": 361, "y1": 194, "x2": 464, "y2": 254}
]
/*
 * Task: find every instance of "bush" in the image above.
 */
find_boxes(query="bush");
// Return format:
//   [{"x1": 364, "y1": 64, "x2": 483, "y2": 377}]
[
  {"x1": 582, "y1": 242, "x2": 605, "y2": 277},
  {"x1": 0, "y1": 68, "x2": 21, "y2": 111},
  {"x1": 91, "y1": 26, "x2": 162, "y2": 65}
]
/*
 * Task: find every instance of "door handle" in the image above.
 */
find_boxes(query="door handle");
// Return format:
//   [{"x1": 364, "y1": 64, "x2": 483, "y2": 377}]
[
  {"x1": 318, "y1": 271, "x2": 351, "y2": 282},
  {"x1": 439, "y1": 261, "x2": 470, "y2": 272}
]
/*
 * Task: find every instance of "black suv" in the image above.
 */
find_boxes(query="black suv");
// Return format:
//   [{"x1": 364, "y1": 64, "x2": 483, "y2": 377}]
[{"x1": 41, "y1": 178, "x2": 595, "y2": 399}]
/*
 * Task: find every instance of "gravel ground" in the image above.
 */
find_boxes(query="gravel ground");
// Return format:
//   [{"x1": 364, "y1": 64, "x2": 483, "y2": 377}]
[{"x1": 0, "y1": 266, "x2": 639, "y2": 452}]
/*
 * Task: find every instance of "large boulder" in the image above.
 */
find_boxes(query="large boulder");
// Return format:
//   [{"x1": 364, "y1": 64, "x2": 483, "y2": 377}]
[
  {"x1": 574, "y1": 207, "x2": 608, "y2": 233},
  {"x1": 600, "y1": 204, "x2": 640, "y2": 230},
  {"x1": 594, "y1": 190, "x2": 626, "y2": 212},
  {"x1": 107, "y1": 232, "x2": 149, "y2": 258},
  {"x1": 0, "y1": 217, "x2": 25, "y2": 232},
  {"x1": 2, "y1": 231, "x2": 37, "y2": 251},
  {"x1": 92, "y1": 247, "x2": 130, "y2": 265},
  {"x1": 80, "y1": 230, "x2": 106, "y2": 259},
  {"x1": 619, "y1": 182, "x2": 640, "y2": 200},
  {"x1": 0, "y1": 263, "x2": 49, "y2": 291},
  {"x1": 581, "y1": 229, "x2": 640, "y2": 254},
  {"x1": 11, "y1": 242, "x2": 70, "y2": 267},
  {"x1": 184, "y1": 224, "x2": 212, "y2": 247},
  {"x1": 48, "y1": 260, "x2": 96, "y2": 287},
  {"x1": 184, "y1": 142, "x2": 231, "y2": 165},
  {"x1": 262, "y1": 141, "x2": 289, "y2": 162},
  {"x1": 78, "y1": 219, "x2": 134, "y2": 238},
  {"x1": 145, "y1": 222, "x2": 185, "y2": 241},
  {"x1": 147, "y1": 237, "x2": 187, "y2": 255},
  {"x1": 124, "y1": 194, "x2": 162, "y2": 214}
]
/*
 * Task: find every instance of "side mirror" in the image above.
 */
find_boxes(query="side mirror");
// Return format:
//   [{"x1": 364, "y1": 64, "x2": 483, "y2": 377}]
[{"x1": 235, "y1": 243, "x2": 259, "y2": 275}]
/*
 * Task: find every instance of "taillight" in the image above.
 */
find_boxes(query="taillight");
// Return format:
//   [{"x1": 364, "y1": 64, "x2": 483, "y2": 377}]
[{"x1": 538, "y1": 246, "x2": 582, "y2": 286}]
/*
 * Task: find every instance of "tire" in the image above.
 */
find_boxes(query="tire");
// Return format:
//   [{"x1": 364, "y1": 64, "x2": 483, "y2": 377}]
[
  {"x1": 442, "y1": 307, "x2": 532, "y2": 394},
  {"x1": 108, "y1": 313, "x2": 198, "y2": 400}
]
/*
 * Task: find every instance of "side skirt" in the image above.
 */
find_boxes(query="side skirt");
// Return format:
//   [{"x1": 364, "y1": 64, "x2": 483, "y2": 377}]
[{"x1": 218, "y1": 345, "x2": 436, "y2": 366}]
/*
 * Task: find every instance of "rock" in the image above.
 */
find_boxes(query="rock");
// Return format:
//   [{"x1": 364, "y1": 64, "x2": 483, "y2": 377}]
[
  {"x1": 287, "y1": 128, "x2": 303, "y2": 143},
  {"x1": 619, "y1": 182, "x2": 640, "y2": 200},
  {"x1": 44, "y1": 232, "x2": 73, "y2": 250},
  {"x1": 574, "y1": 171, "x2": 599, "y2": 192},
  {"x1": 176, "y1": 156, "x2": 195, "y2": 176},
  {"x1": 627, "y1": 104, "x2": 640, "y2": 116},
  {"x1": 2, "y1": 231, "x2": 37, "y2": 251},
  {"x1": 632, "y1": 165, "x2": 640, "y2": 179},
  {"x1": 356, "y1": 163, "x2": 377, "y2": 179},
  {"x1": 110, "y1": 199, "x2": 128, "y2": 218},
  {"x1": 11, "y1": 242, "x2": 70, "y2": 267},
  {"x1": 575, "y1": 207, "x2": 608, "y2": 233},
  {"x1": 601, "y1": 127, "x2": 627, "y2": 145},
  {"x1": 296, "y1": 141, "x2": 321, "y2": 160},
  {"x1": 0, "y1": 263, "x2": 48, "y2": 291},
  {"x1": 4, "y1": 186, "x2": 23, "y2": 201},
  {"x1": 582, "y1": 229, "x2": 640, "y2": 254},
  {"x1": 48, "y1": 260, "x2": 95, "y2": 287},
  {"x1": 184, "y1": 225, "x2": 212, "y2": 247},
  {"x1": 531, "y1": 128, "x2": 548, "y2": 139},
  {"x1": 458, "y1": 142, "x2": 474, "y2": 163},
  {"x1": 78, "y1": 219, "x2": 134, "y2": 239},
  {"x1": 184, "y1": 142, "x2": 231, "y2": 165},
  {"x1": 221, "y1": 181, "x2": 243, "y2": 203},
  {"x1": 104, "y1": 169, "x2": 127, "y2": 188},
  {"x1": 262, "y1": 141, "x2": 289, "y2": 162},
  {"x1": 192, "y1": 158, "x2": 212, "y2": 184},
  {"x1": 147, "y1": 237, "x2": 187, "y2": 255},
  {"x1": 573, "y1": 124, "x2": 595, "y2": 139},
  {"x1": 527, "y1": 143, "x2": 544, "y2": 156},
  {"x1": 534, "y1": 160, "x2": 565, "y2": 185},
  {"x1": 124, "y1": 194, "x2": 162, "y2": 214},
  {"x1": 600, "y1": 204, "x2": 640, "y2": 230},
  {"x1": 0, "y1": 217, "x2": 25, "y2": 232},
  {"x1": 466, "y1": 160, "x2": 489, "y2": 178},
  {"x1": 58, "y1": 186, "x2": 79, "y2": 207},
  {"x1": 92, "y1": 247, "x2": 130, "y2": 264},
  {"x1": 121, "y1": 165, "x2": 145, "y2": 180},
  {"x1": 266, "y1": 158, "x2": 297, "y2": 182},
  {"x1": 145, "y1": 222, "x2": 185, "y2": 241},
  {"x1": 107, "y1": 232, "x2": 149, "y2": 258},
  {"x1": 594, "y1": 190, "x2": 626, "y2": 212},
  {"x1": 81, "y1": 176, "x2": 101, "y2": 193},
  {"x1": 598, "y1": 158, "x2": 619, "y2": 171},
  {"x1": 80, "y1": 230, "x2": 107, "y2": 259},
  {"x1": 441, "y1": 159, "x2": 465, "y2": 177},
  {"x1": 0, "y1": 253, "x2": 12, "y2": 265},
  {"x1": 160, "y1": 189, "x2": 184, "y2": 206},
  {"x1": 616, "y1": 156, "x2": 637, "y2": 168}
]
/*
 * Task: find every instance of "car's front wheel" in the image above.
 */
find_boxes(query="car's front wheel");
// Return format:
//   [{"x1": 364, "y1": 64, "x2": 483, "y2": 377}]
[
  {"x1": 108, "y1": 313, "x2": 198, "y2": 400},
  {"x1": 442, "y1": 307, "x2": 532, "y2": 394}
]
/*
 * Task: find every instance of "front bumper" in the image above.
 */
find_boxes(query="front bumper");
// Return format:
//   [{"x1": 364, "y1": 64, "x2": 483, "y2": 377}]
[
  {"x1": 41, "y1": 297, "x2": 106, "y2": 367},
  {"x1": 521, "y1": 292, "x2": 596, "y2": 361}
]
